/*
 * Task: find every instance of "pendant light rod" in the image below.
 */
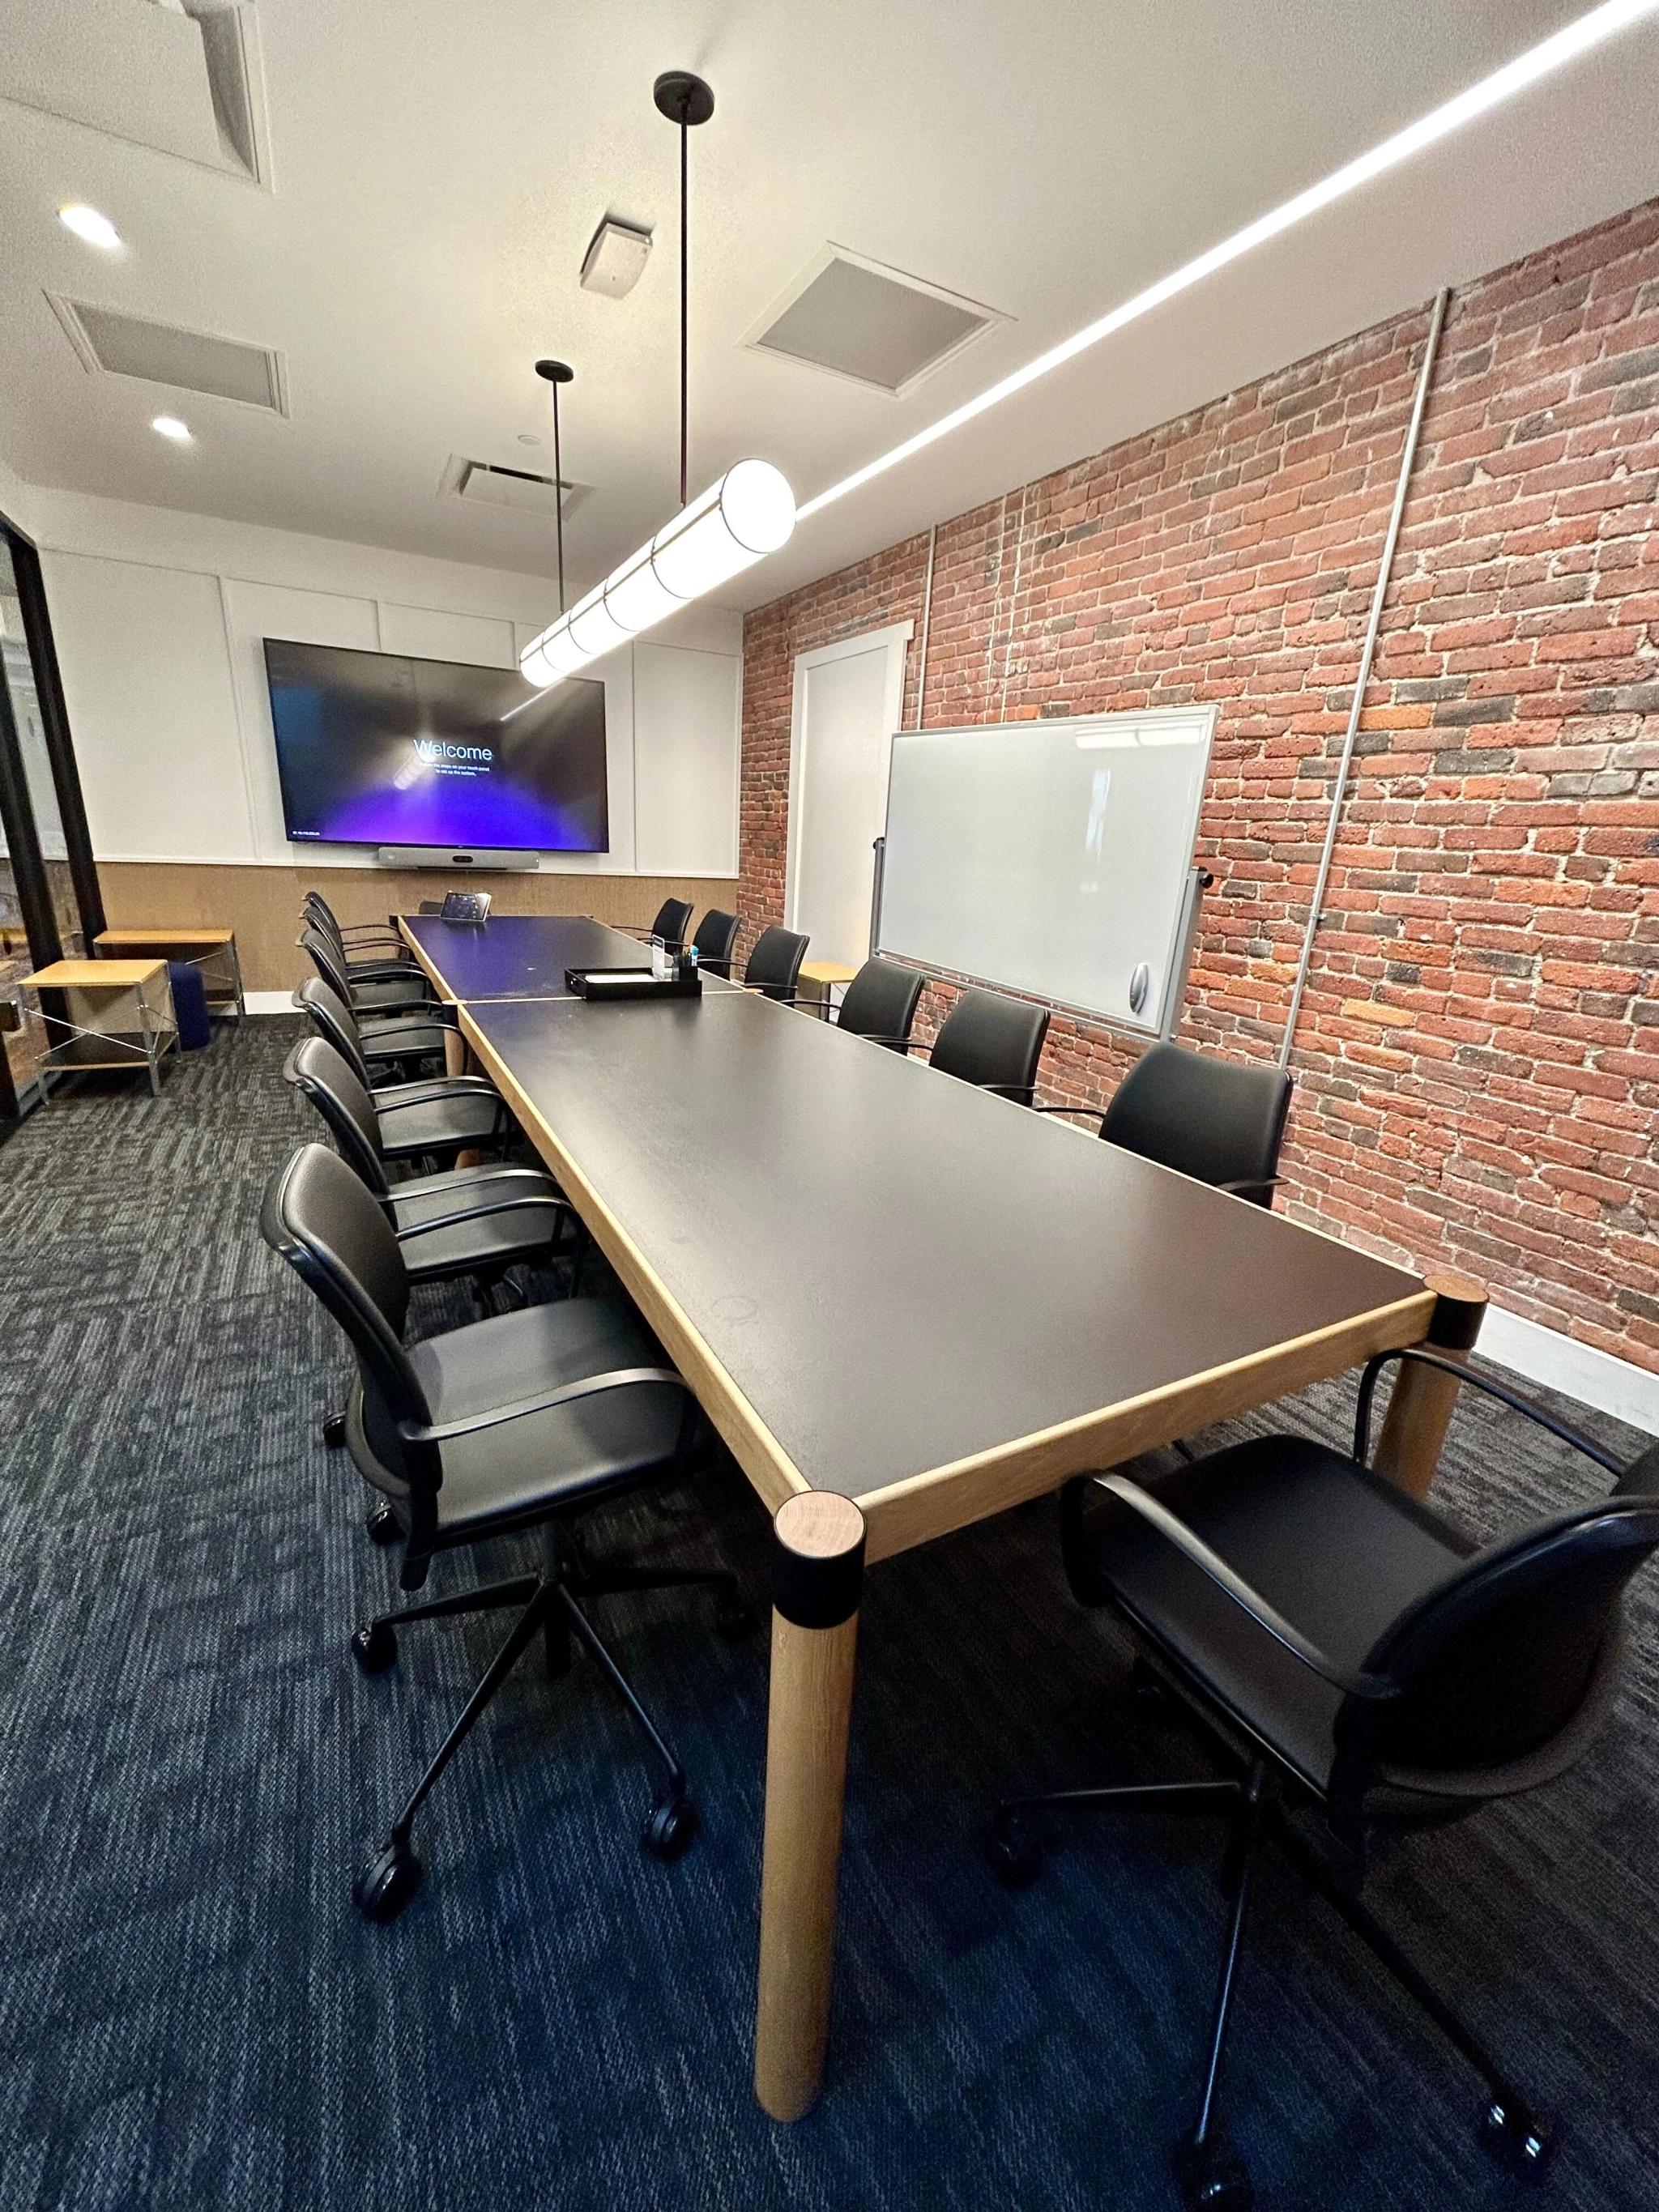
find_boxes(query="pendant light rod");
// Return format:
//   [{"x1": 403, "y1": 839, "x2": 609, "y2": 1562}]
[
  {"x1": 535, "y1": 358, "x2": 574, "y2": 614},
  {"x1": 653, "y1": 70, "x2": 714, "y2": 512}
]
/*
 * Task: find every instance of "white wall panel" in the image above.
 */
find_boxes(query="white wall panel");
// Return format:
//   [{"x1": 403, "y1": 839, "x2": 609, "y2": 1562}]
[
  {"x1": 377, "y1": 603, "x2": 514, "y2": 667},
  {"x1": 42, "y1": 551, "x2": 254, "y2": 861},
  {"x1": 632, "y1": 642, "x2": 741, "y2": 878}
]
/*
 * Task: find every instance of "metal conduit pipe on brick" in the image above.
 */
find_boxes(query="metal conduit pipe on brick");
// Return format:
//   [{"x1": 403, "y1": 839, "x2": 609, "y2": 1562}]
[{"x1": 1277, "y1": 286, "x2": 1452, "y2": 1072}]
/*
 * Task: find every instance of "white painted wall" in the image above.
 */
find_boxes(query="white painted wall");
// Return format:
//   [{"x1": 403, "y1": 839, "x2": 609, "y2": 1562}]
[{"x1": 28, "y1": 488, "x2": 741, "y2": 876}]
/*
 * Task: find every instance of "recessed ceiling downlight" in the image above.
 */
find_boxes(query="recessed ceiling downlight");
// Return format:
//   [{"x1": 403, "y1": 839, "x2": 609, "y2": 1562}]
[
  {"x1": 151, "y1": 416, "x2": 192, "y2": 442},
  {"x1": 59, "y1": 204, "x2": 121, "y2": 250}
]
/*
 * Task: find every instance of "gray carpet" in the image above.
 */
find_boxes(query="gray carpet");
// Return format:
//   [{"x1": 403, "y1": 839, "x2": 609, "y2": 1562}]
[{"x1": 1, "y1": 1018, "x2": 1656, "y2": 2211}]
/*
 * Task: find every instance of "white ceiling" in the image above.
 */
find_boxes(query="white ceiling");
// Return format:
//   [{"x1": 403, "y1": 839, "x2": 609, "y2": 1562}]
[{"x1": 2, "y1": 1, "x2": 1657, "y2": 618}]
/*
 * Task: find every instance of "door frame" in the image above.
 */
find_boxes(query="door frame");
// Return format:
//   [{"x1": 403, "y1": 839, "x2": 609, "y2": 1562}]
[{"x1": 783, "y1": 620, "x2": 912, "y2": 952}]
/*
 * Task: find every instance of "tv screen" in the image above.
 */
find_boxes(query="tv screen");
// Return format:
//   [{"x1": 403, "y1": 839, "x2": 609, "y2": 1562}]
[{"x1": 264, "y1": 637, "x2": 609, "y2": 851}]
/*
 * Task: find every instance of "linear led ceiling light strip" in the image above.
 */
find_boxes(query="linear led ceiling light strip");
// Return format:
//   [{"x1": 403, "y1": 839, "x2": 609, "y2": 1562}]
[
  {"x1": 521, "y1": 71, "x2": 796, "y2": 690},
  {"x1": 797, "y1": 0, "x2": 1659, "y2": 522}
]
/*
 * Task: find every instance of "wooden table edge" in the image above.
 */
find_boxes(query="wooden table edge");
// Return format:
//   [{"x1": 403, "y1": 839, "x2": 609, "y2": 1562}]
[
  {"x1": 459, "y1": 1000, "x2": 810, "y2": 1515},
  {"x1": 855, "y1": 1286, "x2": 1437, "y2": 1562},
  {"x1": 397, "y1": 914, "x2": 456, "y2": 1004}
]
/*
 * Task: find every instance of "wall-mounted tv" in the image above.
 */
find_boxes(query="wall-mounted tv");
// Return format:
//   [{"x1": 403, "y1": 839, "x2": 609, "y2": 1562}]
[{"x1": 264, "y1": 638, "x2": 608, "y2": 851}]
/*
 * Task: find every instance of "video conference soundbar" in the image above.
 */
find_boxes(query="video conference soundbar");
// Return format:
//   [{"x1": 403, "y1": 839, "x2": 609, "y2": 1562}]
[{"x1": 375, "y1": 846, "x2": 539, "y2": 871}]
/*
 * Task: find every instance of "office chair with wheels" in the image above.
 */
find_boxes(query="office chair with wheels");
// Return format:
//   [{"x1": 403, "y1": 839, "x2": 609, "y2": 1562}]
[
  {"x1": 284, "y1": 1034, "x2": 578, "y2": 1298},
  {"x1": 691, "y1": 908, "x2": 742, "y2": 978},
  {"x1": 833, "y1": 957, "x2": 927, "y2": 1053},
  {"x1": 926, "y1": 987, "x2": 1050, "y2": 1102},
  {"x1": 262, "y1": 1143, "x2": 753, "y2": 1920},
  {"x1": 294, "y1": 974, "x2": 454, "y2": 1085},
  {"x1": 1036, "y1": 1041, "x2": 1292, "y2": 1207},
  {"x1": 283, "y1": 1032, "x2": 510, "y2": 1175},
  {"x1": 985, "y1": 1352, "x2": 1659, "y2": 2209},
  {"x1": 743, "y1": 925, "x2": 810, "y2": 1001},
  {"x1": 301, "y1": 924, "x2": 433, "y2": 1016}
]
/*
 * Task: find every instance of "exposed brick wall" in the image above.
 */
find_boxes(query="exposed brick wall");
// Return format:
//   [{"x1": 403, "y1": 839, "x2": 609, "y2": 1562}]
[{"x1": 740, "y1": 196, "x2": 1659, "y2": 1375}]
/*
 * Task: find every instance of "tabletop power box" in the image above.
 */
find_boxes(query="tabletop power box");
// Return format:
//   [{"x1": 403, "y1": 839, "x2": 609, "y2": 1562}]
[{"x1": 566, "y1": 954, "x2": 702, "y2": 1002}]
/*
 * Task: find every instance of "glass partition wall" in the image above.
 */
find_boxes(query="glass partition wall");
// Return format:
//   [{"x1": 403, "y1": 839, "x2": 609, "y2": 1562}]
[{"x1": 0, "y1": 521, "x2": 104, "y2": 1121}]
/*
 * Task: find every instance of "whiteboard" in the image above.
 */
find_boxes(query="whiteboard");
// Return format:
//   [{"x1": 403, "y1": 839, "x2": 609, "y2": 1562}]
[{"x1": 876, "y1": 706, "x2": 1217, "y2": 1033}]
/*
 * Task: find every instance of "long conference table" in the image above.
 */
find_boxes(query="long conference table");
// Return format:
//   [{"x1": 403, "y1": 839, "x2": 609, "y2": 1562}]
[{"x1": 397, "y1": 910, "x2": 1464, "y2": 2122}]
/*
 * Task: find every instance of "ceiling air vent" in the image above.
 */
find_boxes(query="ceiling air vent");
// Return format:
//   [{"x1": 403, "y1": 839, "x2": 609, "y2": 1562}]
[
  {"x1": 442, "y1": 457, "x2": 592, "y2": 520},
  {"x1": 745, "y1": 246, "x2": 1004, "y2": 396},
  {"x1": 48, "y1": 295, "x2": 287, "y2": 413}
]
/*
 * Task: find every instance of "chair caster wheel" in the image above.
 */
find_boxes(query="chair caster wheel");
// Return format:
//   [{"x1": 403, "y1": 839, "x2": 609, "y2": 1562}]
[
  {"x1": 714, "y1": 1590, "x2": 758, "y2": 1640},
  {"x1": 1171, "y1": 2125, "x2": 1252, "y2": 2210},
  {"x1": 352, "y1": 1837, "x2": 424, "y2": 1922},
  {"x1": 351, "y1": 1622, "x2": 397, "y2": 1674},
  {"x1": 322, "y1": 1412, "x2": 347, "y2": 1449},
  {"x1": 1479, "y1": 2099, "x2": 1556, "y2": 2180},
  {"x1": 984, "y1": 1809, "x2": 1043, "y2": 1888},
  {"x1": 365, "y1": 1500, "x2": 399, "y2": 1547},
  {"x1": 642, "y1": 1794, "x2": 698, "y2": 1860}
]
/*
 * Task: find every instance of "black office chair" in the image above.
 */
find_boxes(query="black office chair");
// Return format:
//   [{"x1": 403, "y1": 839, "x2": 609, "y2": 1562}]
[
  {"x1": 1037, "y1": 1041, "x2": 1292, "y2": 1206},
  {"x1": 294, "y1": 974, "x2": 454, "y2": 1085},
  {"x1": 284, "y1": 1034, "x2": 577, "y2": 1300},
  {"x1": 927, "y1": 987, "x2": 1050, "y2": 1102},
  {"x1": 261, "y1": 1143, "x2": 753, "y2": 1920},
  {"x1": 301, "y1": 924, "x2": 433, "y2": 1016},
  {"x1": 691, "y1": 908, "x2": 742, "y2": 978},
  {"x1": 283, "y1": 1032, "x2": 508, "y2": 1175},
  {"x1": 986, "y1": 1353, "x2": 1659, "y2": 2208},
  {"x1": 833, "y1": 957, "x2": 927, "y2": 1053},
  {"x1": 743, "y1": 925, "x2": 810, "y2": 1002},
  {"x1": 303, "y1": 893, "x2": 429, "y2": 1002}
]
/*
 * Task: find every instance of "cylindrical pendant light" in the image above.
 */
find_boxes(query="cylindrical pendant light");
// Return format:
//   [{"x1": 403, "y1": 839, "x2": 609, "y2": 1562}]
[
  {"x1": 519, "y1": 459, "x2": 795, "y2": 688},
  {"x1": 520, "y1": 68, "x2": 797, "y2": 693}
]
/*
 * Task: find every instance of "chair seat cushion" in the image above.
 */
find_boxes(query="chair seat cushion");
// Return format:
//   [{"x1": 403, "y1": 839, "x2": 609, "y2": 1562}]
[
  {"x1": 349, "y1": 1298, "x2": 682, "y2": 1538},
  {"x1": 374, "y1": 1089, "x2": 501, "y2": 1158},
  {"x1": 1072, "y1": 1438, "x2": 1474, "y2": 1791}
]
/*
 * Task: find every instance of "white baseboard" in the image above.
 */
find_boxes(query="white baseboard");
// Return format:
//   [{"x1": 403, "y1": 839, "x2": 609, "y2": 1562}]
[
  {"x1": 244, "y1": 991, "x2": 296, "y2": 1015},
  {"x1": 1478, "y1": 1304, "x2": 1659, "y2": 1436}
]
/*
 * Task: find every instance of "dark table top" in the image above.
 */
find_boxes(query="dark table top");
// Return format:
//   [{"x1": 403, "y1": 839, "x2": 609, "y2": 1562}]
[
  {"x1": 401, "y1": 913, "x2": 648, "y2": 1000},
  {"x1": 464, "y1": 990, "x2": 1427, "y2": 1519}
]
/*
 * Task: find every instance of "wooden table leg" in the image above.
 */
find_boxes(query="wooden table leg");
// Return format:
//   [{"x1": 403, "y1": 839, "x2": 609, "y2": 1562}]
[
  {"x1": 754, "y1": 1491, "x2": 866, "y2": 2123},
  {"x1": 1372, "y1": 1272, "x2": 1488, "y2": 1501}
]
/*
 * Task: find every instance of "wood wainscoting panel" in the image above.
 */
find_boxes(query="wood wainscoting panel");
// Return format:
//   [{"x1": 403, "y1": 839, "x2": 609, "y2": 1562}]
[{"x1": 95, "y1": 863, "x2": 740, "y2": 993}]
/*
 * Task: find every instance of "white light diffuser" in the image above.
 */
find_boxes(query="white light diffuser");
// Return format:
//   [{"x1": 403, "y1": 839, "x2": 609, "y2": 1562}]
[
  {"x1": 796, "y1": 0, "x2": 1659, "y2": 522},
  {"x1": 520, "y1": 458, "x2": 795, "y2": 688}
]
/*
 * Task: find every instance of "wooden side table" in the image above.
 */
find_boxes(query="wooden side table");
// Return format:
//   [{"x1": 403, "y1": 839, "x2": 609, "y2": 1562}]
[
  {"x1": 95, "y1": 927, "x2": 245, "y2": 1021},
  {"x1": 25, "y1": 960, "x2": 178, "y2": 1097},
  {"x1": 796, "y1": 960, "x2": 859, "y2": 1021}
]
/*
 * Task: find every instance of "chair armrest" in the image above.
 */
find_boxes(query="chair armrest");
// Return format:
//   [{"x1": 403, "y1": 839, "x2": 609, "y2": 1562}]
[
  {"x1": 1354, "y1": 1347, "x2": 1626, "y2": 1481},
  {"x1": 372, "y1": 1076, "x2": 498, "y2": 1110},
  {"x1": 399, "y1": 1365, "x2": 687, "y2": 1446},
  {"x1": 980, "y1": 1081, "x2": 1036, "y2": 1102},
  {"x1": 1030, "y1": 1103, "x2": 1107, "y2": 1127},
  {"x1": 1089, "y1": 1475, "x2": 1401, "y2": 1701},
  {"x1": 335, "y1": 923, "x2": 407, "y2": 944},
  {"x1": 1216, "y1": 1175, "x2": 1282, "y2": 1201},
  {"x1": 343, "y1": 957, "x2": 424, "y2": 982},
  {"x1": 394, "y1": 1193, "x2": 573, "y2": 1240}
]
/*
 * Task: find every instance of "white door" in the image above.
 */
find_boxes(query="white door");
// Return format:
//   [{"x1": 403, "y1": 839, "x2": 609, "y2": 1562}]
[{"x1": 785, "y1": 623, "x2": 911, "y2": 968}]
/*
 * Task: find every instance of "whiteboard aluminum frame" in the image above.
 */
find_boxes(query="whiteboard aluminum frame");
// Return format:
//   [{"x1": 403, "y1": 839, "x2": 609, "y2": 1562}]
[{"x1": 872, "y1": 704, "x2": 1218, "y2": 1038}]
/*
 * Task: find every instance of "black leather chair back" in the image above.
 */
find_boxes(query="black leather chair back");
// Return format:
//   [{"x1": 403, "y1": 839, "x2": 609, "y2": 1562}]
[
  {"x1": 1102, "y1": 1042, "x2": 1292, "y2": 1204},
  {"x1": 293, "y1": 976, "x2": 374, "y2": 1090},
  {"x1": 1349, "y1": 1496, "x2": 1659, "y2": 1784},
  {"x1": 649, "y1": 897, "x2": 694, "y2": 948},
  {"x1": 930, "y1": 987, "x2": 1050, "y2": 1101},
  {"x1": 837, "y1": 958, "x2": 925, "y2": 1051},
  {"x1": 300, "y1": 924, "x2": 356, "y2": 1006},
  {"x1": 744, "y1": 926, "x2": 810, "y2": 1001},
  {"x1": 692, "y1": 908, "x2": 741, "y2": 976},
  {"x1": 284, "y1": 1034, "x2": 390, "y2": 1196},
  {"x1": 261, "y1": 1143, "x2": 432, "y2": 1498}
]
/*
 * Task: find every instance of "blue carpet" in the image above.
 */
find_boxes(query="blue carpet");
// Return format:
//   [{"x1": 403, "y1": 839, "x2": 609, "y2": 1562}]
[{"x1": 0, "y1": 1019, "x2": 1656, "y2": 2210}]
